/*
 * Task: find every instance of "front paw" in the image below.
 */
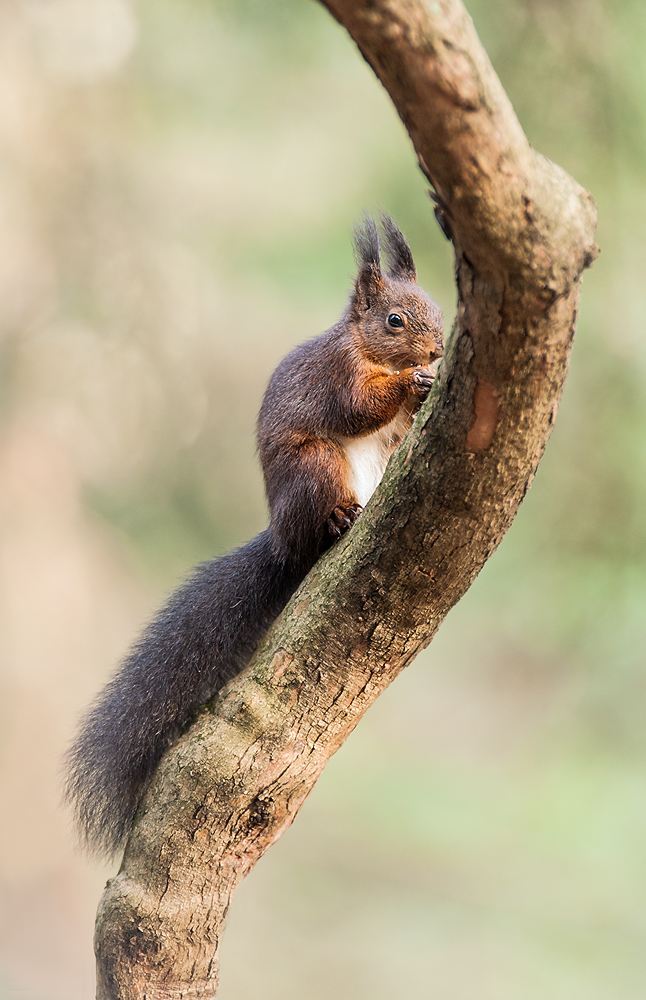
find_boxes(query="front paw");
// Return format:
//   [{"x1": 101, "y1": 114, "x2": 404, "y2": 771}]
[
  {"x1": 410, "y1": 366, "x2": 436, "y2": 399},
  {"x1": 327, "y1": 502, "x2": 363, "y2": 539}
]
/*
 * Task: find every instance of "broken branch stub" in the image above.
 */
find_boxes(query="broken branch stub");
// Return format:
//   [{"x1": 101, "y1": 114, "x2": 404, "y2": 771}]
[{"x1": 94, "y1": 1, "x2": 598, "y2": 996}]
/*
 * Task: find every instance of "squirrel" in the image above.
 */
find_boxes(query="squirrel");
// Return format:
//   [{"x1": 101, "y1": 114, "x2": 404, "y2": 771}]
[{"x1": 64, "y1": 214, "x2": 444, "y2": 859}]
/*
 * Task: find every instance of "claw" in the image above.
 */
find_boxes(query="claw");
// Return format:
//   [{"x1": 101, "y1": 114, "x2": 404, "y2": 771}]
[{"x1": 327, "y1": 502, "x2": 364, "y2": 540}]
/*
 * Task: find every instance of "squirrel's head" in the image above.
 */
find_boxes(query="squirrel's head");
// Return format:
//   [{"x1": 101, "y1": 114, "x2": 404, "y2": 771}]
[{"x1": 350, "y1": 214, "x2": 443, "y2": 371}]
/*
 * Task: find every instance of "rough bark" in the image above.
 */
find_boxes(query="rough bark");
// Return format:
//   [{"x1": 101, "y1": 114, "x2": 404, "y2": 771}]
[{"x1": 94, "y1": 0, "x2": 598, "y2": 996}]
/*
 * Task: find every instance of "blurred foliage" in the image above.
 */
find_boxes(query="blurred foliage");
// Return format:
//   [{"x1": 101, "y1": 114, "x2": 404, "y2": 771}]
[{"x1": 0, "y1": 0, "x2": 645, "y2": 997}]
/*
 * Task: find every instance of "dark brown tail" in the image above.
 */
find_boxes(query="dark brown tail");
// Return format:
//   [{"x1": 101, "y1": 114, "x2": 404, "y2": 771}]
[{"x1": 64, "y1": 529, "x2": 303, "y2": 858}]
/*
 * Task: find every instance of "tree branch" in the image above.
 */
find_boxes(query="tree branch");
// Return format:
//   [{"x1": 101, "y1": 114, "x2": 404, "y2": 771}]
[{"x1": 94, "y1": 0, "x2": 598, "y2": 996}]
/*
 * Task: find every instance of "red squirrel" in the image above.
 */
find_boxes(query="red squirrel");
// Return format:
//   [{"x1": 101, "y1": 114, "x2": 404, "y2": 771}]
[{"x1": 65, "y1": 214, "x2": 444, "y2": 858}]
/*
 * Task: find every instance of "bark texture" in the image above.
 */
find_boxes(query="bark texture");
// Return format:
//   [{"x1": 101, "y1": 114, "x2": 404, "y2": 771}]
[{"x1": 94, "y1": 0, "x2": 598, "y2": 996}]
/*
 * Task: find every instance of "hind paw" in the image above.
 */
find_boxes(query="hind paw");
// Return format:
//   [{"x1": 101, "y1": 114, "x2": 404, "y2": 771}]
[{"x1": 327, "y1": 502, "x2": 363, "y2": 539}]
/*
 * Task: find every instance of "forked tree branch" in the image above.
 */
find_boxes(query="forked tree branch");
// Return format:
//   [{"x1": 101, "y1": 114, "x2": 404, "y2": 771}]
[{"x1": 94, "y1": 0, "x2": 598, "y2": 995}]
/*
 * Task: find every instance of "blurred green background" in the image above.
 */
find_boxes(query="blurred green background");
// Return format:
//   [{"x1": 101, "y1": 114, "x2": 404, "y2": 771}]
[{"x1": 0, "y1": 0, "x2": 644, "y2": 996}]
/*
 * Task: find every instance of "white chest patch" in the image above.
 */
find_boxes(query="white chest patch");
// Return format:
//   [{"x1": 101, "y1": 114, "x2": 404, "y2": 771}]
[{"x1": 339, "y1": 408, "x2": 411, "y2": 508}]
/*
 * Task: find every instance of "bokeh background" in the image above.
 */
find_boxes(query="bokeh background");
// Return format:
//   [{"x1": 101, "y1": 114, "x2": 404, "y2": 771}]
[{"x1": 0, "y1": 0, "x2": 644, "y2": 996}]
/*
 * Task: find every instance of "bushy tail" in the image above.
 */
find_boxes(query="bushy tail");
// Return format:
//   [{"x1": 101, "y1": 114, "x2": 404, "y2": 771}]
[{"x1": 64, "y1": 529, "x2": 302, "y2": 859}]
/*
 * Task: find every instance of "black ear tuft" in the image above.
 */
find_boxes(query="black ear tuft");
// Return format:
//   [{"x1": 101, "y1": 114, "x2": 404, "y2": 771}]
[
  {"x1": 352, "y1": 215, "x2": 382, "y2": 309},
  {"x1": 380, "y1": 214, "x2": 417, "y2": 282},
  {"x1": 353, "y1": 215, "x2": 381, "y2": 269}
]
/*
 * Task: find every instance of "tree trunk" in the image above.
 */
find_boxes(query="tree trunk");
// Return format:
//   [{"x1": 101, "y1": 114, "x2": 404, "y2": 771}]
[{"x1": 94, "y1": 0, "x2": 598, "y2": 996}]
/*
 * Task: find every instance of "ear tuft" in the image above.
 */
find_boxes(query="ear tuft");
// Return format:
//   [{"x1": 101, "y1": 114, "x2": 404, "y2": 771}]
[
  {"x1": 352, "y1": 215, "x2": 382, "y2": 309},
  {"x1": 380, "y1": 213, "x2": 417, "y2": 282},
  {"x1": 353, "y1": 214, "x2": 381, "y2": 271}
]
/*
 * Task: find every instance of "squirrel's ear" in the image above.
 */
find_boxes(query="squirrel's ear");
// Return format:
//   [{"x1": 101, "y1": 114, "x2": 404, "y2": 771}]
[
  {"x1": 380, "y1": 214, "x2": 417, "y2": 282},
  {"x1": 352, "y1": 215, "x2": 383, "y2": 310}
]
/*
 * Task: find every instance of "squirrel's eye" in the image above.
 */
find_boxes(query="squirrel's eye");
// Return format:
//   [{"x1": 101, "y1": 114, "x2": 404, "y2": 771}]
[{"x1": 387, "y1": 313, "x2": 405, "y2": 330}]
